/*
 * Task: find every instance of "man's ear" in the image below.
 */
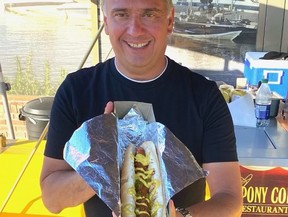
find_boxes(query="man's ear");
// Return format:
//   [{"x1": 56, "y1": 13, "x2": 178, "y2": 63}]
[
  {"x1": 103, "y1": 16, "x2": 109, "y2": 35},
  {"x1": 167, "y1": 8, "x2": 175, "y2": 34}
]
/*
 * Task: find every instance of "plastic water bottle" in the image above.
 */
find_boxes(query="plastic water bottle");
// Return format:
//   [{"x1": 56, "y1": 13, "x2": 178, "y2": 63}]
[{"x1": 255, "y1": 79, "x2": 272, "y2": 127}]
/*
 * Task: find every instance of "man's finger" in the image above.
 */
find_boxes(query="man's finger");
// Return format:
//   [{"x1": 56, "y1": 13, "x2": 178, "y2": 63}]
[
  {"x1": 104, "y1": 101, "x2": 114, "y2": 114},
  {"x1": 169, "y1": 200, "x2": 177, "y2": 217}
]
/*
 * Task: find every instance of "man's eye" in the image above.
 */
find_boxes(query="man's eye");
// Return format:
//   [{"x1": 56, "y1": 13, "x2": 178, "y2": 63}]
[
  {"x1": 143, "y1": 13, "x2": 155, "y2": 18},
  {"x1": 114, "y1": 12, "x2": 128, "y2": 18}
]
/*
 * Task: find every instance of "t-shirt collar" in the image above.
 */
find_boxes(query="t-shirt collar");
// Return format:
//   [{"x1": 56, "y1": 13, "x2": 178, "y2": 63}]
[{"x1": 114, "y1": 56, "x2": 168, "y2": 83}]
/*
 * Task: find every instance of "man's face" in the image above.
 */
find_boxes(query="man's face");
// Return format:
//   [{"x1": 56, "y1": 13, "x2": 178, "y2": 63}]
[{"x1": 103, "y1": 0, "x2": 174, "y2": 77}]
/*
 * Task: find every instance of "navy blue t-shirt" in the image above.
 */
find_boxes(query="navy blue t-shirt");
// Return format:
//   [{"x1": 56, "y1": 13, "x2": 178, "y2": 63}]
[{"x1": 45, "y1": 57, "x2": 237, "y2": 216}]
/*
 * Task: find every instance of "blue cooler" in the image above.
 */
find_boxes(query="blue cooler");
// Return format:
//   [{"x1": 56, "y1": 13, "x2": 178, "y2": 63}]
[{"x1": 244, "y1": 52, "x2": 288, "y2": 98}]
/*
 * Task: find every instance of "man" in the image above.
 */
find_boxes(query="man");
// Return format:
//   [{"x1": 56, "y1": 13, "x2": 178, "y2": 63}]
[{"x1": 40, "y1": 0, "x2": 243, "y2": 216}]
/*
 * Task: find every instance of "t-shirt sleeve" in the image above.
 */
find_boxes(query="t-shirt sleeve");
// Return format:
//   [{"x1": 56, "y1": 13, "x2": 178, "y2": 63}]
[
  {"x1": 202, "y1": 82, "x2": 238, "y2": 163},
  {"x1": 44, "y1": 75, "x2": 78, "y2": 159}
]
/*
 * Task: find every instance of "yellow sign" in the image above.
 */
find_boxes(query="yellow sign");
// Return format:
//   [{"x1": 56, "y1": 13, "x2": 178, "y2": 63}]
[{"x1": 241, "y1": 166, "x2": 288, "y2": 216}]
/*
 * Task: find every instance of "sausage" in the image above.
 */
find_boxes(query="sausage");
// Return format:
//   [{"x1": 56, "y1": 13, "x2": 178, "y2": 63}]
[{"x1": 120, "y1": 142, "x2": 166, "y2": 217}]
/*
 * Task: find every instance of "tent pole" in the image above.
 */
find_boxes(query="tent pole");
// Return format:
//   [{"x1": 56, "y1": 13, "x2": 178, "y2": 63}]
[{"x1": 78, "y1": 23, "x2": 104, "y2": 70}]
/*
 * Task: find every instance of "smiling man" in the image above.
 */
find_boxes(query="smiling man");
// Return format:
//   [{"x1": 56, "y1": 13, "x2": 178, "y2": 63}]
[
  {"x1": 103, "y1": 0, "x2": 173, "y2": 80},
  {"x1": 40, "y1": 0, "x2": 243, "y2": 217}
]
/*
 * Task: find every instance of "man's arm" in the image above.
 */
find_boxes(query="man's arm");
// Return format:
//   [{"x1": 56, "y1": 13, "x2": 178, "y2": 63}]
[
  {"x1": 176, "y1": 161, "x2": 243, "y2": 217},
  {"x1": 40, "y1": 101, "x2": 114, "y2": 214},
  {"x1": 40, "y1": 157, "x2": 95, "y2": 213}
]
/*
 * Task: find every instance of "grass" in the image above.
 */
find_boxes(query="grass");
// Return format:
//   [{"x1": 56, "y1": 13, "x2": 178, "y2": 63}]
[{"x1": 6, "y1": 54, "x2": 67, "y2": 96}]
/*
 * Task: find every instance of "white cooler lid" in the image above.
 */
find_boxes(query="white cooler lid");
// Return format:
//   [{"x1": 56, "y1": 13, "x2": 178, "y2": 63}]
[{"x1": 245, "y1": 52, "x2": 288, "y2": 69}]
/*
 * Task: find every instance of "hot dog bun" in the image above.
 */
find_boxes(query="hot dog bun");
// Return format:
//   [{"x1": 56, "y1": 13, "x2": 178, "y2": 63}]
[
  {"x1": 141, "y1": 141, "x2": 166, "y2": 217},
  {"x1": 121, "y1": 144, "x2": 136, "y2": 217},
  {"x1": 120, "y1": 141, "x2": 166, "y2": 217}
]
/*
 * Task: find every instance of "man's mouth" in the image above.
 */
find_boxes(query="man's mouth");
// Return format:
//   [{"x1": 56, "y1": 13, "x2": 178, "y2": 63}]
[{"x1": 127, "y1": 42, "x2": 149, "y2": 48}]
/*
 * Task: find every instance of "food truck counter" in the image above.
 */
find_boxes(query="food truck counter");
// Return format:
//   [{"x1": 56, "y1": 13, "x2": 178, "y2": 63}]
[{"x1": 236, "y1": 118, "x2": 288, "y2": 167}]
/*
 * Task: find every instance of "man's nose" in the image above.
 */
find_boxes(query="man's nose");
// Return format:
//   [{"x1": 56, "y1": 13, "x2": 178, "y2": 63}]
[{"x1": 127, "y1": 16, "x2": 144, "y2": 36}]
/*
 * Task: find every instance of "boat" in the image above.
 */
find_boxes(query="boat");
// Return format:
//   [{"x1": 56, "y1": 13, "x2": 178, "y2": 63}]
[
  {"x1": 57, "y1": 2, "x2": 90, "y2": 11},
  {"x1": 57, "y1": 2, "x2": 90, "y2": 17},
  {"x1": 3, "y1": 0, "x2": 73, "y2": 7},
  {"x1": 173, "y1": 0, "x2": 259, "y2": 13},
  {"x1": 2, "y1": 0, "x2": 91, "y2": 19},
  {"x1": 173, "y1": 1, "x2": 258, "y2": 41},
  {"x1": 173, "y1": 20, "x2": 243, "y2": 40},
  {"x1": 173, "y1": 17, "x2": 257, "y2": 42},
  {"x1": 173, "y1": 11, "x2": 249, "y2": 40}
]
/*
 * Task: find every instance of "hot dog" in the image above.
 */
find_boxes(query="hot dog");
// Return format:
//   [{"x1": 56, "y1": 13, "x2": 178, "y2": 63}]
[{"x1": 121, "y1": 141, "x2": 166, "y2": 217}]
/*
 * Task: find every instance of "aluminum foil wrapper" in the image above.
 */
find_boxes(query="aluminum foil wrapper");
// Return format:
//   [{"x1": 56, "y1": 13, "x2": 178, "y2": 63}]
[{"x1": 64, "y1": 105, "x2": 206, "y2": 216}]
